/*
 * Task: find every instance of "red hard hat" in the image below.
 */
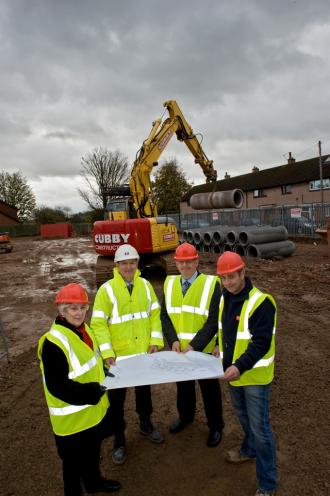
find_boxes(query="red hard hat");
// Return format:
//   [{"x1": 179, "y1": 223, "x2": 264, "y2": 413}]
[
  {"x1": 174, "y1": 242, "x2": 199, "y2": 261},
  {"x1": 216, "y1": 252, "x2": 245, "y2": 275},
  {"x1": 55, "y1": 283, "x2": 89, "y2": 304}
]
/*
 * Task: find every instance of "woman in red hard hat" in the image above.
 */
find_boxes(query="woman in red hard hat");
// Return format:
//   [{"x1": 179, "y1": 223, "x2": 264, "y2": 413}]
[{"x1": 38, "y1": 283, "x2": 121, "y2": 495}]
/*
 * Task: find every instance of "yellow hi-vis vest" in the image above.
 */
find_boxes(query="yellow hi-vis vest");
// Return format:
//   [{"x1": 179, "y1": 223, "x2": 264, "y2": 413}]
[
  {"x1": 91, "y1": 268, "x2": 163, "y2": 359},
  {"x1": 38, "y1": 322, "x2": 109, "y2": 436},
  {"x1": 218, "y1": 286, "x2": 277, "y2": 386},
  {"x1": 164, "y1": 274, "x2": 218, "y2": 352}
]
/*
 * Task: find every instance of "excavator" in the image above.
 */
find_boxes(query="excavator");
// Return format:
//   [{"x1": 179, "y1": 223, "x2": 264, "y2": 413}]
[
  {"x1": 93, "y1": 99, "x2": 218, "y2": 287},
  {"x1": 0, "y1": 232, "x2": 13, "y2": 254}
]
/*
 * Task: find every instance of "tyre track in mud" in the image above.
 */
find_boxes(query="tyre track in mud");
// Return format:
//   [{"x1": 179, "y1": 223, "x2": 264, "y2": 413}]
[
  {"x1": 0, "y1": 237, "x2": 97, "y2": 358},
  {"x1": 1, "y1": 238, "x2": 330, "y2": 495}
]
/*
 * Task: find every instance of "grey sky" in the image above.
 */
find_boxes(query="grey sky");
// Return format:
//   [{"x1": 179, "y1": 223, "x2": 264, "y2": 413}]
[{"x1": 1, "y1": 0, "x2": 329, "y2": 211}]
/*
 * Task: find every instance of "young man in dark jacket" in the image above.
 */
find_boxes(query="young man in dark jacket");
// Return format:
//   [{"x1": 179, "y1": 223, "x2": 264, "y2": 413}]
[{"x1": 187, "y1": 252, "x2": 277, "y2": 496}]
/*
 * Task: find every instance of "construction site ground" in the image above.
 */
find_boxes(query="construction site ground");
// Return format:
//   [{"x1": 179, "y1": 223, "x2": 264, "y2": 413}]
[{"x1": 0, "y1": 236, "x2": 329, "y2": 496}]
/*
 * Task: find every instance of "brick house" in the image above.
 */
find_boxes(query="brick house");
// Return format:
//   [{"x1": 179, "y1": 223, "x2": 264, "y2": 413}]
[
  {"x1": 0, "y1": 200, "x2": 19, "y2": 226},
  {"x1": 181, "y1": 154, "x2": 330, "y2": 213}
]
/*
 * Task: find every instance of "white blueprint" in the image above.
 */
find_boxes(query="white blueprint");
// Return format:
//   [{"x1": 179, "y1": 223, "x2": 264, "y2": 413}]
[{"x1": 102, "y1": 350, "x2": 224, "y2": 390}]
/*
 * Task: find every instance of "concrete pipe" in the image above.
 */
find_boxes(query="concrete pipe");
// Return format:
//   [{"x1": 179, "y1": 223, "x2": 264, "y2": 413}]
[
  {"x1": 203, "y1": 231, "x2": 213, "y2": 246},
  {"x1": 223, "y1": 243, "x2": 232, "y2": 252},
  {"x1": 239, "y1": 226, "x2": 288, "y2": 247},
  {"x1": 211, "y1": 190, "x2": 244, "y2": 209},
  {"x1": 193, "y1": 231, "x2": 204, "y2": 245},
  {"x1": 200, "y1": 226, "x2": 227, "y2": 246},
  {"x1": 190, "y1": 189, "x2": 244, "y2": 210},
  {"x1": 246, "y1": 240, "x2": 295, "y2": 259},
  {"x1": 203, "y1": 244, "x2": 211, "y2": 252},
  {"x1": 212, "y1": 230, "x2": 228, "y2": 245},
  {"x1": 213, "y1": 244, "x2": 223, "y2": 254},
  {"x1": 226, "y1": 229, "x2": 240, "y2": 245},
  {"x1": 233, "y1": 244, "x2": 246, "y2": 256},
  {"x1": 186, "y1": 230, "x2": 195, "y2": 243},
  {"x1": 190, "y1": 192, "x2": 213, "y2": 210},
  {"x1": 195, "y1": 243, "x2": 203, "y2": 252},
  {"x1": 182, "y1": 230, "x2": 188, "y2": 241}
]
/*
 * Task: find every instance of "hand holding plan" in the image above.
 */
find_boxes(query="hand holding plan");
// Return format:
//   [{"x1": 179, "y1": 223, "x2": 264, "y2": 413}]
[{"x1": 101, "y1": 350, "x2": 224, "y2": 390}]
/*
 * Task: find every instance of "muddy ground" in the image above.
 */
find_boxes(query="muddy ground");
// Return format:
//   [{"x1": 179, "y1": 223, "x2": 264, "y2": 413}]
[{"x1": 0, "y1": 236, "x2": 329, "y2": 496}]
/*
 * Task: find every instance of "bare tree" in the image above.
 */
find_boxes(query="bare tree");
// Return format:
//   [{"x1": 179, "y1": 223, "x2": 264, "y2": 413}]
[
  {"x1": 0, "y1": 171, "x2": 36, "y2": 221},
  {"x1": 78, "y1": 148, "x2": 130, "y2": 210}
]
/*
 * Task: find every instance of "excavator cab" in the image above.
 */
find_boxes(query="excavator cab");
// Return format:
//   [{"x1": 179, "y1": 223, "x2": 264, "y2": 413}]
[
  {"x1": 104, "y1": 197, "x2": 137, "y2": 221},
  {"x1": 105, "y1": 199, "x2": 129, "y2": 221}
]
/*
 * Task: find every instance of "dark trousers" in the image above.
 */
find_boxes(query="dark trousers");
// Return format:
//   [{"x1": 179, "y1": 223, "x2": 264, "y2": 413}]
[
  {"x1": 176, "y1": 378, "x2": 224, "y2": 431},
  {"x1": 108, "y1": 385, "x2": 153, "y2": 434},
  {"x1": 54, "y1": 409, "x2": 113, "y2": 496},
  {"x1": 56, "y1": 433, "x2": 100, "y2": 496}
]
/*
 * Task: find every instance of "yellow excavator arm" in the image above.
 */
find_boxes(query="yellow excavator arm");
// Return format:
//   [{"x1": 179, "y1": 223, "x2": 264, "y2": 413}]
[{"x1": 129, "y1": 100, "x2": 217, "y2": 218}]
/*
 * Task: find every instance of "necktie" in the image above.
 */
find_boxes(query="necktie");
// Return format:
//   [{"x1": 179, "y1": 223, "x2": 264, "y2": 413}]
[
  {"x1": 127, "y1": 283, "x2": 134, "y2": 294},
  {"x1": 182, "y1": 280, "x2": 191, "y2": 295}
]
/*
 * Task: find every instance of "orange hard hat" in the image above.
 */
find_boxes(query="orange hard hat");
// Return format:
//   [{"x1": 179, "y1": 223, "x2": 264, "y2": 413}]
[
  {"x1": 55, "y1": 283, "x2": 89, "y2": 304},
  {"x1": 174, "y1": 242, "x2": 199, "y2": 261},
  {"x1": 216, "y1": 252, "x2": 245, "y2": 275}
]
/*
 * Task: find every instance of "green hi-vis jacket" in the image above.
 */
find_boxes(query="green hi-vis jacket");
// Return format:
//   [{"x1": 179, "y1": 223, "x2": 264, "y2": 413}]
[
  {"x1": 164, "y1": 274, "x2": 218, "y2": 352},
  {"x1": 38, "y1": 322, "x2": 109, "y2": 436},
  {"x1": 218, "y1": 286, "x2": 277, "y2": 386},
  {"x1": 91, "y1": 268, "x2": 163, "y2": 359}
]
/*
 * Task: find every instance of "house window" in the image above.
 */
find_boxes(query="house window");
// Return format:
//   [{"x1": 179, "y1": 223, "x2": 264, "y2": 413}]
[
  {"x1": 281, "y1": 184, "x2": 292, "y2": 194},
  {"x1": 309, "y1": 178, "x2": 330, "y2": 191},
  {"x1": 253, "y1": 189, "x2": 264, "y2": 198}
]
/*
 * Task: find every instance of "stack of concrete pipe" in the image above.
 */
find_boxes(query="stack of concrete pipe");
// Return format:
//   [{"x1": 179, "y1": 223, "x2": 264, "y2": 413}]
[{"x1": 181, "y1": 225, "x2": 295, "y2": 259}]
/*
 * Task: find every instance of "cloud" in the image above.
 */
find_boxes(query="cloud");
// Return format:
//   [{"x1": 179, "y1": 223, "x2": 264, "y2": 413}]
[{"x1": 0, "y1": 0, "x2": 329, "y2": 210}]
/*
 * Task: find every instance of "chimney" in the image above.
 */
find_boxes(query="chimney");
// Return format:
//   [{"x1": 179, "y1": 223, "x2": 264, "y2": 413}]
[
  {"x1": 252, "y1": 166, "x2": 259, "y2": 173},
  {"x1": 287, "y1": 152, "x2": 296, "y2": 164},
  {"x1": 224, "y1": 172, "x2": 231, "y2": 179}
]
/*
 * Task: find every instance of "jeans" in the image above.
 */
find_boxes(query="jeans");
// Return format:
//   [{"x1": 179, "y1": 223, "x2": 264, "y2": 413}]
[{"x1": 229, "y1": 384, "x2": 277, "y2": 492}]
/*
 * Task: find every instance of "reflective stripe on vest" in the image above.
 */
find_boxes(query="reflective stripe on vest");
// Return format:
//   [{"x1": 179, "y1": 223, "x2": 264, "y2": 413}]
[
  {"x1": 99, "y1": 342, "x2": 113, "y2": 352},
  {"x1": 92, "y1": 309, "x2": 108, "y2": 319},
  {"x1": 49, "y1": 403, "x2": 92, "y2": 416},
  {"x1": 165, "y1": 274, "x2": 217, "y2": 351},
  {"x1": 104, "y1": 278, "x2": 158, "y2": 324},
  {"x1": 49, "y1": 329, "x2": 98, "y2": 380},
  {"x1": 38, "y1": 324, "x2": 109, "y2": 434},
  {"x1": 218, "y1": 288, "x2": 276, "y2": 378},
  {"x1": 166, "y1": 275, "x2": 214, "y2": 318},
  {"x1": 217, "y1": 350, "x2": 273, "y2": 369},
  {"x1": 116, "y1": 352, "x2": 147, "y2": 361}
]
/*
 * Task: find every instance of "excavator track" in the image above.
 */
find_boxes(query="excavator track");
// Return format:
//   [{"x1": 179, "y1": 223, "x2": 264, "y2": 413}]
[
  {"x1": 157, "y1": 253, "x2": 178, "y2": 275},
  {"x1": 95, "y1": 256, "x2": 116, "y2": 288}
]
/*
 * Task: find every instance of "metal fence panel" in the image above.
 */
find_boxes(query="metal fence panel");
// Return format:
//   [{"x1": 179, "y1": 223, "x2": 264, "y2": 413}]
[{"x1": 178, "y1": 203, "x2": 330, "y2": 236}]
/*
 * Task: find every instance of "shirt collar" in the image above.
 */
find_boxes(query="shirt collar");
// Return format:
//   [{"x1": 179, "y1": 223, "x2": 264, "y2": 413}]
[{"x1": 181, "y1": 270, "x2": 198, "y2": 286}]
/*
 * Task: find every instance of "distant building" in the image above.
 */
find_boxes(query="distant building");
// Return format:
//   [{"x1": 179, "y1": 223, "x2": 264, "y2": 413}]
[
  {"x1": 0, "y1": 200, "x2": 19, "y2": 226},
  {"x1": 181, "y1": 154, "x2": 330, "y2": 213}
]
